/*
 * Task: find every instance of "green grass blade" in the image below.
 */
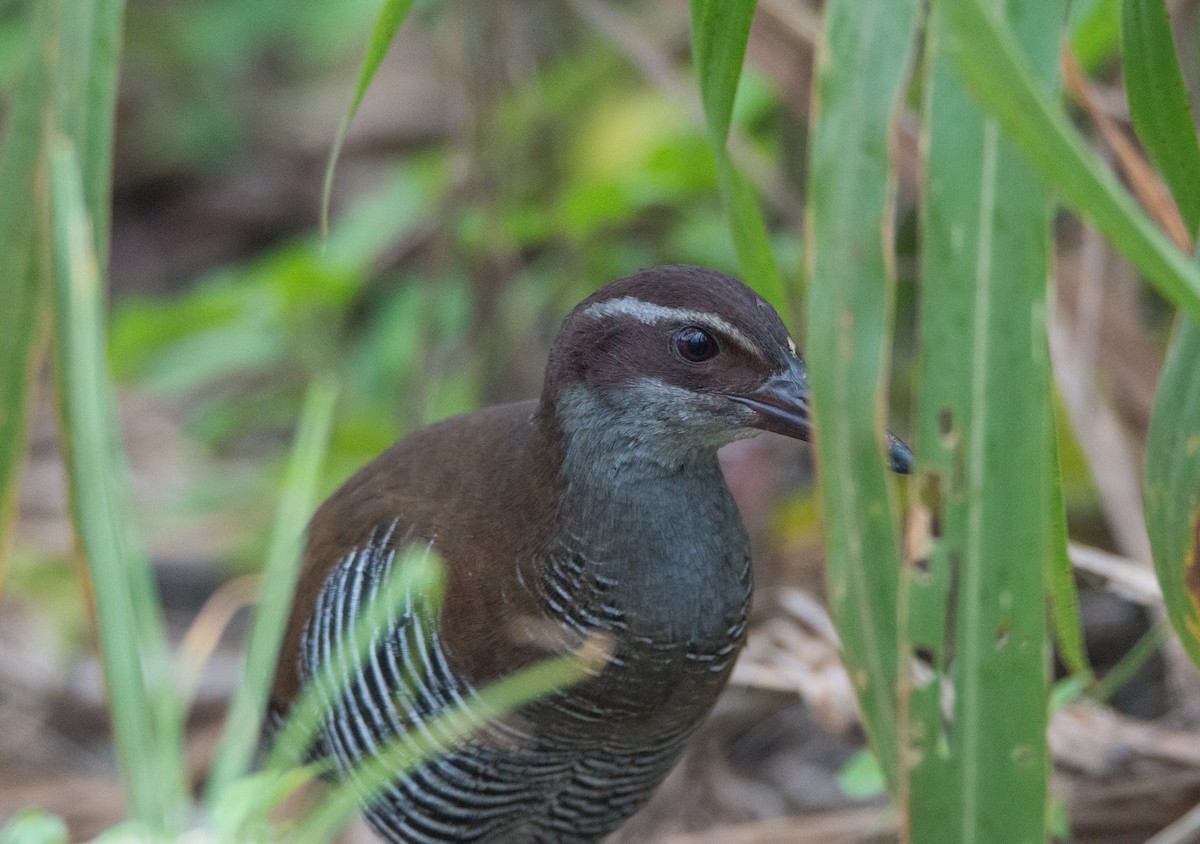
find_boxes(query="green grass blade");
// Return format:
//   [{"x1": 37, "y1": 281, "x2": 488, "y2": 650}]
[
  {"x1": 1046, "y1": 431, "x2": 1090, "y2": 678},
  {"x1": 804, "y1": 0, "x2": 919, "y2": 790},
  {"x1": 1087, "y1": 620, "x2": 1169, "y2": 703},
  {"x1": 205, "y1": 374, "x2": 339, "y2": 799},
  {"x1": 79, "y1": 0, "x2": 124, "y2": 261},
  {"x1": 1145, "y1": 315, "x2": 1200, "y2": 671},
  {"x1": 689, "y1": 0, "x2": 756, "y2": 147},
  {"x1": 1121, "y1": 0, "x2": 1200, "y2": 234},
  {"x1": 0, "y1": 0, "x2": 58, "y2": 577},
  {"x1": 688, "y1": 0, "x2": 785, "y2": 310},
  {"x1": 48, "y1": 140, "x2": 188, "y2": 834},
  {"x1": 933, "y1": 0, "x2": 1200, "y2": 321},
  {"x1": 50, "y1": 3, "x2": 179, "y2": 803},
  {"x1": 319, "y1": 0, "x2": 417, "y2": 234},
  {"x1": 906, "y1": 4, "x2": 1062, "y2": 839}
]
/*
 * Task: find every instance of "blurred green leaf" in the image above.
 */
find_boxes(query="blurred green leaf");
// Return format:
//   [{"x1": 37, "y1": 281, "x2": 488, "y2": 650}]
[
  {"x1": 689, "y1": 0, "x2": 755, "y2": 146},
  {"x1": 293, "y1": 643, "x2": 601, "y2": 844},
  {"x1": 0, "y1": 0, "x2": 55, "y2": 577},
  {"x1": 689, "y1": 0, "x2": 785, "y2": 310},
  {"x1": 1145, "y1": 317, "x2": 1200, "y2": 671},
  {"x1": 1122, "y1": 0, "x2": 1200, "y2": 234},
  {"x1": 1069, "y1": 0, "x2": 1121, "y2": 72},
  {"x1": 560, "y1": 90, "x2": 715, "y2": 238},
  {"x1": 1088, "y1": 620, "x2": 1169, "y2": 703},
  {"x1": 0, "y1": 811, "x2": 68, "y2": 844},
  {"x1": 837, "y1": 749, "x2": 886, "y2": 800},
  {"x1": 1050, "y1": 674, "x2": 1089, "y2": 712},
  {"x1": 110, "y1": 161, "x2": 440, "y2": 424},
  {"x1": 264, "y1": 546, "x2": 446, "y2": 776},
  {"x1": 1047, "y1": 432, "x2": 1091, "y2": 678},
  {"x1": 208, "y1": 768, "x2": 313, "y2": 844},
  {"x1": 1130, "y1": 0, "x2": 1200, "y2": 676}
]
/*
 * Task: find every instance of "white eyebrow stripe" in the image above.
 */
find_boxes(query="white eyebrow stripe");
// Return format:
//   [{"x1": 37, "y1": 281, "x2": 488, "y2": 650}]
[{"x1": 581, "y1": 296, "x2": 760, "y2": 356}]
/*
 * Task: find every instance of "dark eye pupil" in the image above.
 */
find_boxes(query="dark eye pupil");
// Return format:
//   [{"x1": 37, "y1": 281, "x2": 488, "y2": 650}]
[{"x1": 676, "y1": 326, "x2": 718, "y2": 362}]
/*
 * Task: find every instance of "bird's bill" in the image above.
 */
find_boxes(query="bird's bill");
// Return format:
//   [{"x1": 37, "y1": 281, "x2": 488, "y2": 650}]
[{"x1": 728, "y1": 356, "x2": 913, "y2": 474}]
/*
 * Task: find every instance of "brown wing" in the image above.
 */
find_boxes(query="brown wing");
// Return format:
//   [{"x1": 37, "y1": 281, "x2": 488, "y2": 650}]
[{"x1": 269, "y1": 399, "x2": 561, "y2": 717}]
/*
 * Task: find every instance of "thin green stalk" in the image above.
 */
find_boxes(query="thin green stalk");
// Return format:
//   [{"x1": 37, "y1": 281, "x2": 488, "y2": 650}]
[
  {"x1": 688, "y1": 0, "x2": 786, "y2": 311},
  {"x1": 205, "y1": 374, "x2": 339, "y2": 799},
  {"x1": 1087, "y1": 620, "x2": 1169, "y2": 704},
  {"x1": 320, "y1": 0, "x2": 417, "y2": 234}
]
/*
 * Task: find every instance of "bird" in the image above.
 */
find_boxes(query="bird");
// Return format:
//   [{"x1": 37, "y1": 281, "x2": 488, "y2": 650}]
[{"x1": 270, "y1": 264, "x2": 912, "y2": 843}]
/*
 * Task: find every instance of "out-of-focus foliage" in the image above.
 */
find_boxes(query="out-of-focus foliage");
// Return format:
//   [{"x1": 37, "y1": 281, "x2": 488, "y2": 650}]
[
  {"x1": 104, "y1": 25, "x2": 793, "y2": 520},
  {"x1": 119, "y1": 0, "x2": 382, "y2": 170},
  {"x1": 1132, "y1": 0, "x2": 1200, "y2": 674}
]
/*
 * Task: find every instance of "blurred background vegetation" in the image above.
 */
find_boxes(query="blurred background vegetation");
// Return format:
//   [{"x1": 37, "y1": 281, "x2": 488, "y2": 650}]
[{"x1": 2, "y1": 0, "x2": 1200, "y2": 841}]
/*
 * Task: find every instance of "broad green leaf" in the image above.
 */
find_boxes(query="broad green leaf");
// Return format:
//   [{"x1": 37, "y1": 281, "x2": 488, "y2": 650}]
[
  {"x1": 933, "y1": 0, "x2": 1200, "y2": 322},
  {"x1": 804, "y1": 0, "x2": 919, "y2": 789},
  {"x1": 1122, "y1": 0, "x2": 1200, "y2": 234},
  {"x1": 320, "y1": 0, "x2": 417, "y2": 233},
  {"x1": 907, "y1": 3, "x2": 1063, "y2": 838}
]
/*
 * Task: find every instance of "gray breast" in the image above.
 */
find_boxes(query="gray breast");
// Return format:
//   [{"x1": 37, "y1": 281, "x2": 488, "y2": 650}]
[{"x1": 528, "y1": 536, "x2": 751, "y2": 734}]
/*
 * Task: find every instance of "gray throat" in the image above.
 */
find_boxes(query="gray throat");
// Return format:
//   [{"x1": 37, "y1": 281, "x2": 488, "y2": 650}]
[{"x1": 546, "y1": 385, "x2": 753, "y2": 643}]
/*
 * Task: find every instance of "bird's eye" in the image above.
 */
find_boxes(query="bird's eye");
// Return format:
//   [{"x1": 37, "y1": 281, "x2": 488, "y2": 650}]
[{"x1": 675, "y1": 326, "x2": 719, "y2": 363}]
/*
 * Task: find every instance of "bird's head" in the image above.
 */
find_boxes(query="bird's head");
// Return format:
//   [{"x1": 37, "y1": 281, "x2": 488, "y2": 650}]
[{"x1": 540, "y1": 265, "x2": 912, "y2": 473}]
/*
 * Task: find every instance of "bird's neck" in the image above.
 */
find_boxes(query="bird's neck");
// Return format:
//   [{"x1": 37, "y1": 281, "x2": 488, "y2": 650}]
[{"x1": 529, "y1": 386, "x2": 751, "y2": 637}]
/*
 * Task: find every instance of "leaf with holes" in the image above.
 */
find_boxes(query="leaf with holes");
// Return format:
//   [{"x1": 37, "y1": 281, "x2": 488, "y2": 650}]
[{"x1": 905, "y1": 2, "x2": 1065, "y2": 840}]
